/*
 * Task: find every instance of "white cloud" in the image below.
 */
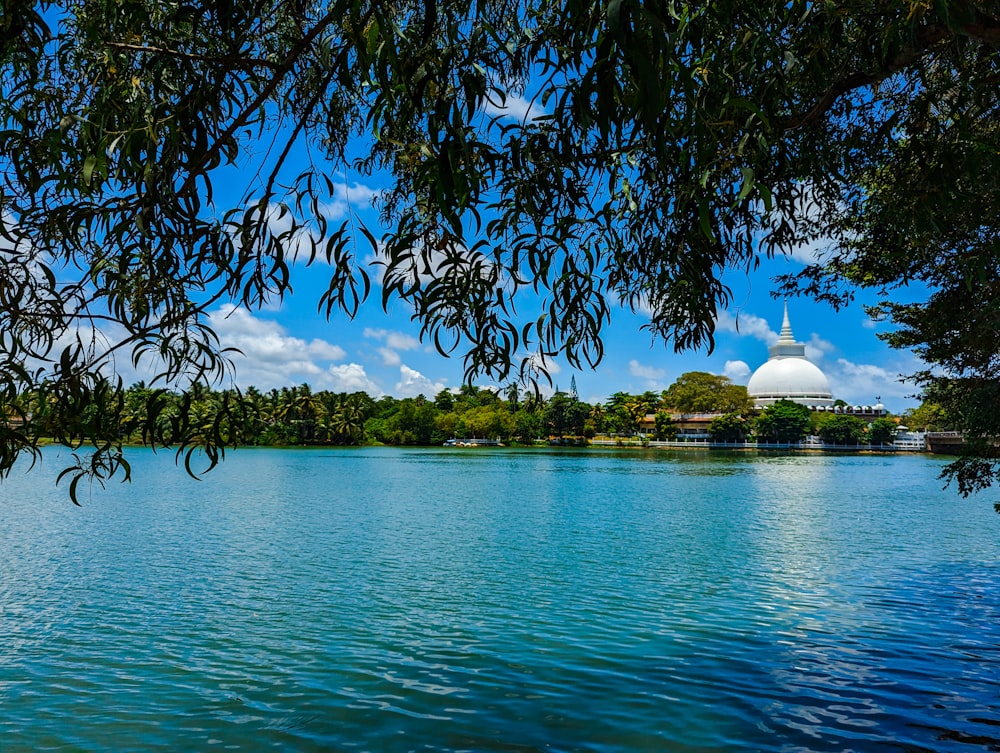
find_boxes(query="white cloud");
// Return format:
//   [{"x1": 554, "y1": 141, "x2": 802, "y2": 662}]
[
  {"x1": 482, "y1": 92, "x2": 547, "y2": 122},
  {"x1": 861, "y1": 318, "x2": 877, "y2": 330},
  {"x1": 44, "y1": 321, "x2": 152, "y2": 387},
  {"x1": 824, "y1": 358, "x2": 913, "y2": 407},
  {"x1": 542, "y1": 358, "x2": 563, "y2": 376},
  {"x1": 609, "y1": 289, "x2": 654, "y2": 318},
  {"x1": 715, "y1": 310, "x2": 778, "y2": 345},
  {"x1": 32, "y1": 306, "x2": 361, "y2": 394},
  {"x1": 520, "y1": 351, "x2": 562, "y2": 380},
  {"x1": 717, "y1": 310, "x2": 836, "y2": 366},
  {"x1": 787, "y1": 236, "x2": 832, "y2": 265},
  {"x1": 320, "y1": 182, "x2": 381, "y2": 221},
  {"x1": 724, "y1": 360, "x2": 751, "y2": 383},
  {"x1": 364, "y1": 327, "x2": 421, "y2": 351},
  {"x1": 377, "y1": 347, "x2": 401, "y2": 366},
  {"x1": 395, "y1": 364, "x2": 448, "y2": 398},
  {"x1": 368, "y1": 239, "x2": 499, "y2": 292},
  {"x1": 324, "y1": 363, "x2": 383, "y2": 395},
  {"x1": 207, "y1": 304, "x2": 350, "y2": 389},
  {"x1": 365, "y1": 327, "x2": 422, "y2": 367},
  {"x1": 0, "y1": 212, "x2": 33, "y2": 256},
  {"x1": 804, "y1": 333, "x2": 835, "y2": 363},
  {"x1": 627, "y1": 359, "x2": 668, "y2": 391},
  {"x1": 241, "y1": 192, "x2": 380, "y2": 272},
  {"x1": 628, "y1": 359, "x2": 665, "y2": 380},
  {"x1": 249, "y1": 202, "x2": 321, "y2": 267}
]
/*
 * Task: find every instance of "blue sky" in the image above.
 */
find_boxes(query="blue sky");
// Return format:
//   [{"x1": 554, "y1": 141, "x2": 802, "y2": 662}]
[
  {"x1": 179, "y1": 186, "x2": 923, "y2": 412},
  {"x1": 95, "y1": 95, "x2": 923, "y2": 412},
  {"x1": 200, "y1": 261, "x2": 921, "y2": 412}
]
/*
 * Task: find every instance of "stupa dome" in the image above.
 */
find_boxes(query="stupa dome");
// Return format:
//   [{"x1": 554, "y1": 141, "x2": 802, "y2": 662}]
[{"x1": 746, "y1": 304, "x2": 834, "y2": 407}]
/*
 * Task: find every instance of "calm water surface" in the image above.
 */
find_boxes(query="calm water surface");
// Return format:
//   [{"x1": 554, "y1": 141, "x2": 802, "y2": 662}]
[{"x1": 2, "y1": 448, "x2": 1000, "y2": 752}]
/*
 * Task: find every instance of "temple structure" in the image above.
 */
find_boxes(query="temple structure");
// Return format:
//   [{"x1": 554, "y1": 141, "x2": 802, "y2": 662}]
[{"x1": 746, "y1": 304, "x2": 835, "y2": 408}]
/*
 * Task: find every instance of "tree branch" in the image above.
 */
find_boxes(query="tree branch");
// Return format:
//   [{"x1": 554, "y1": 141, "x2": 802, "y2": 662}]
[
  {"x1": 177, "y1": 8, "x2": 350, "y2": 197},
  {"x1": 105, "y1": 42, "x2": 283, "y2": 72},
  {"x1": 780, "y1": 22, "x2": 955, "y2": 132}
]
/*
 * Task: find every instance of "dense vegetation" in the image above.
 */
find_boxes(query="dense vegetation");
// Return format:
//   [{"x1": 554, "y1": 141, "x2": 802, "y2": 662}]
[
  {"x1": 2, "y1": 2, "x2": 998, "y2": 495},
  {"x1": 14, "y1": 375, "x2": 918, "y2": 474}
]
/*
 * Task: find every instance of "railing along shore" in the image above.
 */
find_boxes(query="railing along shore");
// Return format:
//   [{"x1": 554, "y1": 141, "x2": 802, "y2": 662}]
[{"x1": 588, "y1": 437, "x2": 927, "y2": 452}]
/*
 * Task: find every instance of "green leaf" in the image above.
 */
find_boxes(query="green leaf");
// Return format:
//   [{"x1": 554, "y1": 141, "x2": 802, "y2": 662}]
[
  {"x1": 737, "y1": 166, "x2": 755, "y2": 204},
  {"x1": 82, "y1": 154, "x2": 97, "y2": 185}
]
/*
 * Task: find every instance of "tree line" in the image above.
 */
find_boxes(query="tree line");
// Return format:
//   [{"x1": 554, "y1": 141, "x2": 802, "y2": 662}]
[{"x1": 13, "y1": 372, "x2": 931, "y2": 457}]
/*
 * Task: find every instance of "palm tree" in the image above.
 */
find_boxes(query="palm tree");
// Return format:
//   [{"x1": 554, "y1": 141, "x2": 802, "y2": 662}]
[
  {"x1": 504, "y1": 382, "x2": 520, "y2": 409},
  {"x1": 330, "y1": 392, "x2": 367, "y2": 445}
]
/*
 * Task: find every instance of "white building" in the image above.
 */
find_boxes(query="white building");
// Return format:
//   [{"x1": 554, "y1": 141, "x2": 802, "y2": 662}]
[{"x1": 747, "y1": 304, "x2": 835, "y2": 408}]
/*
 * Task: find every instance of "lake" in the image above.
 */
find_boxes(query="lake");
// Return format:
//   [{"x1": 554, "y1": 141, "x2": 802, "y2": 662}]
[{"x1": 2, "y1": 447, "x2": 999, "y2": 752}]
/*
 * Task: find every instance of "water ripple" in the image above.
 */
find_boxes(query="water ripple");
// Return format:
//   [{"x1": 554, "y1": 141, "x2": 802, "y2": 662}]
[{"x1": 1, "y1": 448, "x2": 999, "y2": 752}]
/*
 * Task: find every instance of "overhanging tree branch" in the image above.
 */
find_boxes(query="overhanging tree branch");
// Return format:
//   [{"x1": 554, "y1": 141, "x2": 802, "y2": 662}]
[{"x1": 105, "y1": 42, "x2": 283, "y2": 72}]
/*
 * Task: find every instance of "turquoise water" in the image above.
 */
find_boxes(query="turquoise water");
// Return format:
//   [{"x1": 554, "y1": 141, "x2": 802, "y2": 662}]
[{"x1": 2, "y1": 447, "x2": 1000, "y2": 752}]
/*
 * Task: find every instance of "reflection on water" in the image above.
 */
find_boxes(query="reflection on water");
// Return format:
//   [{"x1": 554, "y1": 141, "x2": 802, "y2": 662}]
[{"x1": 1, "y1": 447, "x2": 999, "y2": 752}]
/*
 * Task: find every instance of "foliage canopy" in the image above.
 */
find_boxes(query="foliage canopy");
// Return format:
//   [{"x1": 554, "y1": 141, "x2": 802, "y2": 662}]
[
  {"x1": 815, "y1": 413, "x2": 867, "y2": 446},
  {"x1": 2, "y1": 0, "x2": 999, "y2": 495},
  {"x1": 754, "y1": 400, "x2": 812, "y2": 444},
  {"x1": 662, "y1": 372, "x2": 751, "y2": 414}
]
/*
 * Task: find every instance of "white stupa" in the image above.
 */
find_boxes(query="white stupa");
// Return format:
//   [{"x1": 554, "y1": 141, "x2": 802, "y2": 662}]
[{"x1": 746, "y1": 303, "x2": 834, "y2": 408}]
